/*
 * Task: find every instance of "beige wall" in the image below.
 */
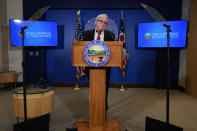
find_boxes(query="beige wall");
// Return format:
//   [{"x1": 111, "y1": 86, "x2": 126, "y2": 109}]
[
  {"x1": 0, "y1": 0, "x2": 23, "y2": 80},
  {"x1": 6, "y1": 0, "x2": 23, "y2": 81},
  {"x1": 0, "y1": 0, "x2": 9, "y2": 72}
]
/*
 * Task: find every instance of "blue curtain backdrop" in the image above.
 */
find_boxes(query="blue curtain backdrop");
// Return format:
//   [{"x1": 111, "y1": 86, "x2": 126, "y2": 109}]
[{"x1": 45, "y1": 9, "x2": 156, "y2": 84}]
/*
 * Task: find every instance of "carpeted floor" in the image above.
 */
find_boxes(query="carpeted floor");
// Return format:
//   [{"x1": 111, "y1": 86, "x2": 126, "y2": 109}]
[{"x1": 1, "y1": 87, "x2": 197, "y2": 131}]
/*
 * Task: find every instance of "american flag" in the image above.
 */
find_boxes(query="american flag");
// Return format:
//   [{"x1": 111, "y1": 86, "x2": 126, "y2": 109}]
[
  {"x1": 75, "y1": 11, "x2": 85, "y2": 80},
  {"x1": 74, "y1": 17, "x2": 83, "y2": 41},
  {"x1": 119, "y1": 11, "x2": 127, "y2": 77}
]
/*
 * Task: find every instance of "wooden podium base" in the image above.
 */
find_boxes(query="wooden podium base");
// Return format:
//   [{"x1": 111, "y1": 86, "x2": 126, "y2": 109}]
[
  {"x1": 76, "y1": 120, "x2": 120, "y2": 131},
  {"x1": 76, "y1": 69, "x2": 120, "y2": 131}
]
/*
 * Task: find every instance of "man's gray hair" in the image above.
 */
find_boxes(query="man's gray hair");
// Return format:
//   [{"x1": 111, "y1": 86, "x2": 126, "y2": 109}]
[{"x1": 96, "y1": 14, "x2": 109, "y2": 20}]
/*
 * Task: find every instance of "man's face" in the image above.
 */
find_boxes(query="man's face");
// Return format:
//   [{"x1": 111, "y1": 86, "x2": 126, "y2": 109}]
[{"x1": 95, "y1": 15, "x2": 109, "y2": 31}]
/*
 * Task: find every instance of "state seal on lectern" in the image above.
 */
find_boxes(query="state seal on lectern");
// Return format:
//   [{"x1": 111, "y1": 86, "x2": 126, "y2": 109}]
[{"x1": 83, "y1": 40, "x2": 110, "y2": 67}]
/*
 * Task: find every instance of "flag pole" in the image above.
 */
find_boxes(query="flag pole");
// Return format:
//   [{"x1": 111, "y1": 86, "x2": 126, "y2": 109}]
[
  {"x1": 120, "y1": 73, "x2": 126, "y2": 91},
  {"x1": 119, "y1": 10, "x2": 126, "y2": 92},
  {"x1": 74, "y1": 77, "x2": 80, "y2": 90},
  {"x1": 73, "y1": 10, "x2": 81, "y2": 91}
]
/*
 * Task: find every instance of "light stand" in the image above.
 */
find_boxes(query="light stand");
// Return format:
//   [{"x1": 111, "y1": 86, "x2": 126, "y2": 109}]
[
  {"x1": 20, "y1": 26, "x2": 28, "y2": 123},
  {"x1": 145, "y1": 24, "x2": 183, "y2": 131},
  {"x1": 14, "y1": 25, "x2": 51, "y2": 131},
  {"x1": 164, "y1": 23, "x2": 171, "y2": 124},
  {"x1": 13, "y1": 26, "x2": 28, "y2": 131}
]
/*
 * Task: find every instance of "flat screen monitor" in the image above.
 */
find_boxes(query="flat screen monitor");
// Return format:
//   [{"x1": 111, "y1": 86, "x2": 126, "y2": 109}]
[
  {"x1": 9, "y1": 20, "x2": 58, "y2": 47},
  {"x1": 138, "y1": 20, "x2": 188, "y2": 48}
]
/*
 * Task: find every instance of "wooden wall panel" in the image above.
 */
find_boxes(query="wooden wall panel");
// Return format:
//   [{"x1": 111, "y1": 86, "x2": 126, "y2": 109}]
[{"x1": 186, "y1": 0, "x2": 197, "y2": 98}]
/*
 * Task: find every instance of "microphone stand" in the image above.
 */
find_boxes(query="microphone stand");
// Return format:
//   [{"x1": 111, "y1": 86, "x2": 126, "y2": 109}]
[
  {"x1": 145, "y1": 24, "x2": 182, "y2": 131},
  {"x1": 164, "y1": 24, "x2": 171, "y2": 124},
  {"x1": 20, "y1": 26, "x2": 28, "y2": 124}
]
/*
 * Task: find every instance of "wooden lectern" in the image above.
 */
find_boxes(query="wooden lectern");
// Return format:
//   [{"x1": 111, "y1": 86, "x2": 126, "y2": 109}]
[{"x1": 72, "y1": 41, "x2": 123, "y2": 131}]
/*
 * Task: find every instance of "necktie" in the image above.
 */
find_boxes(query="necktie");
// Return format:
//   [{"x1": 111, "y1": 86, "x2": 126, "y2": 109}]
[{"x1": 97, "y1": 31, "x2": 101, "y2": 40}]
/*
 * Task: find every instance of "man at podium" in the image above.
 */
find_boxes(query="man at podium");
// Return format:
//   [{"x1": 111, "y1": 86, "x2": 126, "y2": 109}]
[{"x1": 82, "y1": 14, "x2": 115, "y2": 111}]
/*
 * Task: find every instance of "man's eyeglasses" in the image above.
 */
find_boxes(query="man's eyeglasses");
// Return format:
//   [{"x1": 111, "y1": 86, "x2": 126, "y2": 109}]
[{"x1": 96, "y1": 19, "x2": 108, "y2": 25}]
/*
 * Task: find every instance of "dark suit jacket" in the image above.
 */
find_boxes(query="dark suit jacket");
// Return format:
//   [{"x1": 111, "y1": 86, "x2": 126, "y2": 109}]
[{"x1": 82, "y1": 29, "x2": 115, "y2": 41}]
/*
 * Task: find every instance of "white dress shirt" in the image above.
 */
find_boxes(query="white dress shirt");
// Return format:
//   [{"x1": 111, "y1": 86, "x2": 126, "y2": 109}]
[{"x1": 94, "y1": 29, "x2": 104, "y2": 41}]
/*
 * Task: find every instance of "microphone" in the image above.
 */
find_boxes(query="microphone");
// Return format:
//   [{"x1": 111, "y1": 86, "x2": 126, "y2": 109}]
[{"x1": 163, "y1": 24, "x2": 170, "y2": 28}]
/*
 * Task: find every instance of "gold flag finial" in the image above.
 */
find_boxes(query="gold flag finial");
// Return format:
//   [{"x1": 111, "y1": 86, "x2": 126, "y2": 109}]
[
  {"x1": 121, "y1": 10, "x2": 124, "y2": 20},
  {"x1": 77, "y1": 10, "x2": 80, "y2": 21},
  {"x1": 77, "y1": 10, "x2": 80, "y2": 16}
]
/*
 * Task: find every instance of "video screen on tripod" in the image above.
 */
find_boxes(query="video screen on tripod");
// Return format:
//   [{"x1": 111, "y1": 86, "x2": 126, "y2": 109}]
[
  {"x1": 138, "y1": 20, "x2": 188, "y2": 48},
  {"x1": 9, "y1": 20, "x2": 58, "y2": 47}
]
